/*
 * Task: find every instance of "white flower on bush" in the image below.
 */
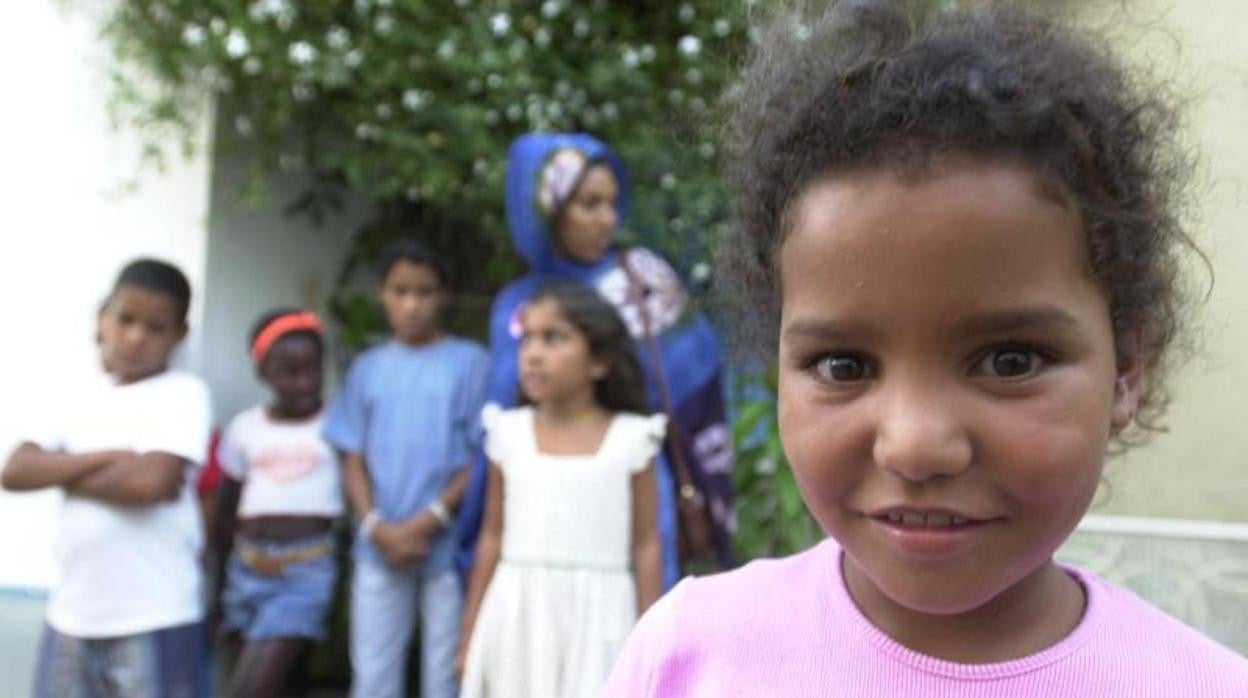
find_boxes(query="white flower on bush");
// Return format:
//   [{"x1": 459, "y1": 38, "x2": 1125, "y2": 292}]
[
  {"x1": 601, "y1": 102, "x2": 619, "y2": 121},
  {"x1": 376, "y1": 103, "x2": 393, "y2": 120},
  {"x1": 225, "y1": 30, "x2": 249, "y2": 58},
  {"x1": 402, "y1": 89, "x2": 427, "y2": 111},
  {"x1": 573, "y1": 18, "x2": 590, "y2": 38},
  {"x1": 691, "y1": 261, "x2": 711, "y2": 282},
  {"x1": 250, "y1": 0, "x2": 292, "y2": 22},
  {"x1": 243, "y1": 57, "x2": 262, "y2": 75},
  {"x1": 182, "y1": 24, "x2": 206, "y2": 47},
  {"x1": 660, "y1": 173, "x2": 677, "y2": 190},
  {"x1": 326, "y1": 26, "x2": 351, "y2": 50},
  {"x1": 713, "y1": 19, "x2": 731, "y2": 37},
  {"x1": 595, "y1": 248, "x2": 688, "y2": 339},
  {"x1": 534, "y1": 27, "x2": 551, "y2": 47},
  {"x1": 235, "y1": 115, "x2": 254, "y2": 137},
  {"x1": 678, "y1": 35, "x2": 701, "y2": 57},
  {"x1": 541, "y1": 1, "x2": 561, "y2": 19},
  {"x1": 622, "y1": 47, "x2": 640, "y2": 68},
  {"x1": 374, "y1": 14, "x2": 395, "y2": 35},
  {"x1": 678, "y1": 4, "x2": 695, "y2": 23},
  {"x1": 288, "y1": 41, "x2": 317, "y2": 65},
  {"x1": 639, "y1": 44, "x2": 656, "y2": 63},
  {"x1": 490, "y1": 13, "x2": 511, "y2": 36},
  {"x1": 437, "y1": 39, "x2": 456, "y2": 60},
  {"x1": 345, "y1": 49, "x2": 364, "y2": 68}
]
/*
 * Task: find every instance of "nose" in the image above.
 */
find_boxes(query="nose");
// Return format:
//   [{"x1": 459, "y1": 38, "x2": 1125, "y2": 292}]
[
  {"x1": 598, "y1": 205, "x2": 618, "y2": 234},
  {"x1": 122, "y1": 323, "x2": 147, "y2": 350},
  {"x1": 520, "y1": 339, "x2": 544, "y2": 367},
  {"x1": 399, "y1": 292, "x2": 420, "y2": 314},
  {"x1": 296, "y1": 372, "x2": 320, "y2": 393},
  {"x1": 872, "y1": 379, "x2": 972, "y2": 483}
]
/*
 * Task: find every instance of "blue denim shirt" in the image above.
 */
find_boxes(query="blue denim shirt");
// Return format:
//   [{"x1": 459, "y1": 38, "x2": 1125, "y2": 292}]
[{"x1": 325, "y1": 337, "x2": 488, "y2": 571}]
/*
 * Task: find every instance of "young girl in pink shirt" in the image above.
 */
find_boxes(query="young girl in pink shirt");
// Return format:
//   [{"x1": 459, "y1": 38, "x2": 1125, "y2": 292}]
[{"x1": 604, "y1": 2, "x2": 1248, "y2": 696}]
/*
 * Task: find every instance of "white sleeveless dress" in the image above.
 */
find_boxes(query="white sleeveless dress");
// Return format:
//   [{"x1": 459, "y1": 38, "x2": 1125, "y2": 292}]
[{"x1": 461, "y1": 404, "x2": 667, "y2": 698}]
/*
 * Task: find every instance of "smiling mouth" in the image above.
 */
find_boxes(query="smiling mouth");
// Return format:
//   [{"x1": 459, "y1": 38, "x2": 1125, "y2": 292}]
[{"x1": 869, "y1": 508, "x2": 992, "y2": 530}]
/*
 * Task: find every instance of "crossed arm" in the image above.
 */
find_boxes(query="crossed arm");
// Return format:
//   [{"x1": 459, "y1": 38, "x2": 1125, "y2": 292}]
[{"x1": 2, "y1": 442, "x2": 188, "y2": 505}]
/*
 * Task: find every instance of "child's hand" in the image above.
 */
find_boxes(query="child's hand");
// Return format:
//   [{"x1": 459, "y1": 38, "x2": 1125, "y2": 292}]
[
  {"x1": 372, "y1": 522, "x2": 426, "y2": 569},
  {"x1": 402, "y1": 511, "x2": 442, "y2": 554},
  {"x1": 455, "y1": 637, "x2": 469, "y2": 678}
]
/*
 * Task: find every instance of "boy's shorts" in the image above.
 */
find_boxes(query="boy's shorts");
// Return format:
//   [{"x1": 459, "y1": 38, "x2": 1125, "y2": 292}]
[
  {"x1": 32, "y1": 620, "x2": 206, "y2": 698},
  {"x1": 221, "y1": 532, "x2": 337, "y2": 641}
]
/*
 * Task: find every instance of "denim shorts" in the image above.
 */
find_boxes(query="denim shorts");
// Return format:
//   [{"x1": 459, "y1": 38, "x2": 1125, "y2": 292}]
[
  {"x1": 221, "y1": 533, "x2": 337, "y2": 641},
  {"x1": 33, "y1": 621, "x2": 207, "y2": 698}
]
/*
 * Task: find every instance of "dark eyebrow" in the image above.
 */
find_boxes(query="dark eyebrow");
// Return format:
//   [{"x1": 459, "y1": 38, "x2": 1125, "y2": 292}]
[
  {"x1": 953, "y1": 307, "x2": 1081, "y2": 336},
  {"x1": 782, "y1": 307, "x2": 1081, "y2": 344},
  {"x1": 782, "y1": 319, "x2": 879, "y2": 344}
]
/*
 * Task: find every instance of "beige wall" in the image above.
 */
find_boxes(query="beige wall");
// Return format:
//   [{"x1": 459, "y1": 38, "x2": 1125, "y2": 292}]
[{"x1": 1080, "y1": 1, "x2": 1248, "y2": 523}]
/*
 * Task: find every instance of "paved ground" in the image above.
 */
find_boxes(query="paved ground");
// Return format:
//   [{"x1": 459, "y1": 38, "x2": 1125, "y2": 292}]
[{"x1": 0, "y1": 591, "x2": 45, "y2": 694}]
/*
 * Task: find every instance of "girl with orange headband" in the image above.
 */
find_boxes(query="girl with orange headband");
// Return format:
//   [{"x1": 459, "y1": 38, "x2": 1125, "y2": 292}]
[{"x1": 211, "y1": 308, "x2": 343, "y2": 696}]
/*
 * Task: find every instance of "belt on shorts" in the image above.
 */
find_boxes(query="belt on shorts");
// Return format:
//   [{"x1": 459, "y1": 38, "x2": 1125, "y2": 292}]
[{"x1": 236, "y1": 537, "x2": 333, "y2": 577}]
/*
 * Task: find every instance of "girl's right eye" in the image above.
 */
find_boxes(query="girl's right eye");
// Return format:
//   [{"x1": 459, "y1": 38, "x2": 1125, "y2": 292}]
[{"x1": 809, "y1": 354, "x2": 875, "y2": 384}]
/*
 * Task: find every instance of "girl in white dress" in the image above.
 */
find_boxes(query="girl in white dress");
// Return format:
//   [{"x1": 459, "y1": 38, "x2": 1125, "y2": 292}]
[{"x1": 458, "y1": 281, "x2": 666, "y2": 697}]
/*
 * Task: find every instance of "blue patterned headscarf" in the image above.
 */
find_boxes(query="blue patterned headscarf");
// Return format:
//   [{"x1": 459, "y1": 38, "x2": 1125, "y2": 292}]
[{"x1": 458, "y1": 133, "x2": 735, "y2": 586}]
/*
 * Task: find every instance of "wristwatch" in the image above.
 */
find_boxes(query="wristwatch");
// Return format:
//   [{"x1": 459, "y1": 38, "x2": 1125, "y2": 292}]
[
  {"x1": 360, "y1": 510, "x2": 381, "y2": 539},
  {"x1": 428, "y1": 499, "x2": 452, "y2": 528}
]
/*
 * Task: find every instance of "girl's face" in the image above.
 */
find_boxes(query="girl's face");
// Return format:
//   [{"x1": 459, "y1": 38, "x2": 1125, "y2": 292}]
[
  {"x1": 260, "y1": 334, "x2": 324, "y2": 420},
  {"x1": 776, "y1": 159, "x2": 1140, "y2": 617},
  {"x1": 518, "y1": 298, "x2": 606, "y2": 406},
  {"x1": 555, "y1": 165, "x2": 620, "y2": 264}
]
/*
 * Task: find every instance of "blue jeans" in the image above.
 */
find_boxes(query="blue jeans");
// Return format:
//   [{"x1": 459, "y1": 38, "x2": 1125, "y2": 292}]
[
  {"x1": 32, "y1": 621, "x2": 206, "y2": 698},
  {"x1": 349, "y1": 557, "x2": 462, "y2": 698}
]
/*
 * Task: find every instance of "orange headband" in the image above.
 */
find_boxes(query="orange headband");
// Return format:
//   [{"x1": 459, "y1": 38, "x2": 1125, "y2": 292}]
[{"x1": 251, "y1": 311, "x2": 324, "y2": 364}]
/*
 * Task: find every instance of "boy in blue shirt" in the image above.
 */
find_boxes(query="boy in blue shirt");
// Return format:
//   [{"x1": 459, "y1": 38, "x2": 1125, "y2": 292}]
[{"x1": 325, "y1": 239, "x2": 488, "y2": 698}]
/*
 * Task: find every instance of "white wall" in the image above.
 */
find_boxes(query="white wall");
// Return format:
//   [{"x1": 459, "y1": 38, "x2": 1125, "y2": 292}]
[
  {"x1": 199, "y1": 139, "x2": 369, "y2": 426},
  {"x1": 1080, "y1": 1, "x2": 1248, "y2": 524},
  {"x1": 0, "y1": 3, "x2": 214, "y2": 590}
]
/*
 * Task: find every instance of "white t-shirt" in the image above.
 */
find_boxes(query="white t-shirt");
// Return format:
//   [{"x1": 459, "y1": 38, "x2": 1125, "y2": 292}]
[
  {"x1": 218, "y1": 405, "x2": 343, "y2": 519},
  {"x1": 27, "y1": 370, "x2": 211, "y2": 638}
]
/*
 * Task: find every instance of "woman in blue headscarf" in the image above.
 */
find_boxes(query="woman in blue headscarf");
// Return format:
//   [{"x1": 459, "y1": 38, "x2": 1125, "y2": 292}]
[{"x1": 459, "y1": 133, "x2": 734, "y2": 587}]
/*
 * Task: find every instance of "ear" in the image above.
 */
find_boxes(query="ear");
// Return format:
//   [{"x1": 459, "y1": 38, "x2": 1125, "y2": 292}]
[
  {"x1": 1110, "y1": 330, "x2": 1143, "y2": 433},
  {"x1": 174, "y1": 322, "x2": 189, "y2": 344},
  {"x1": 589, "y1": 358, "x2": 609, "y2": 381}
]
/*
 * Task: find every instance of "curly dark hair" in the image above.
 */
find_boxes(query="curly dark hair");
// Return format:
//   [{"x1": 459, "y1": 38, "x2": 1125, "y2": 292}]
[
  {"x1": 528, "y1": 281, "x2": 651, "y2": 415},
  {"x1": 718, "y1": 0, "x2": 1199, "y2": 443}
]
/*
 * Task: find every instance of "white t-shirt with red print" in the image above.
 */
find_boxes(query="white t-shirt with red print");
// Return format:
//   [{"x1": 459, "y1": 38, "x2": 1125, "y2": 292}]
[{"x1": 218, "y1": 405, "x2": 343, "y2": 519}]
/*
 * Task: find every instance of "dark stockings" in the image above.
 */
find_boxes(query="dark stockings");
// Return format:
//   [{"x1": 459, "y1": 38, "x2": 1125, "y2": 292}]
[{"x1": 227, "y1": 638, "x2": 307, "y2": 698}]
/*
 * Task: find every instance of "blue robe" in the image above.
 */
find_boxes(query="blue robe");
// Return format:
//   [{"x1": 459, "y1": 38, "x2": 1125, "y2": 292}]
[{"x1": 457, "y1": 134, "x2": 735, "y2": 587}]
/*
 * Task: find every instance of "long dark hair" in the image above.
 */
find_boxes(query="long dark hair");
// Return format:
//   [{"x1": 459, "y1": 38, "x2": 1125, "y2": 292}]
[{"x1": 528, "y1": 281, "x2": 649, "y2": 415}]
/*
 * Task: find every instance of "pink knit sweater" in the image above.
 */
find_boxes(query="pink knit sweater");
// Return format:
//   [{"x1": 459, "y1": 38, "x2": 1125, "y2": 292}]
[{"x1": 603, "y1": 539, "x2": 1248, "y2": 697}]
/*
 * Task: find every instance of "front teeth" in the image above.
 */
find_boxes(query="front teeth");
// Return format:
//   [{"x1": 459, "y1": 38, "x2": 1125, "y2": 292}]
[{"x1": 885, "y1": 511, "x2": 969, "y2": 527}]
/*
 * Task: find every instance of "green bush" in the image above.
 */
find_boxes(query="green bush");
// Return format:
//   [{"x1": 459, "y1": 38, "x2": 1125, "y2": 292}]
[{"x1": 104, "y1": 0, "x2": 749, "y2": 342}]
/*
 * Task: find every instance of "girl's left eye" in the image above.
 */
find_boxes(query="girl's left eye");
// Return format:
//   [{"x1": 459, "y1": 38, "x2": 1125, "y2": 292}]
[
  {"x1": 809, "y1": 354, "x2": 875, "y2": 383},
  {"x1": 974, "y1": 347, "x2": 1047, "y2": 379}
]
